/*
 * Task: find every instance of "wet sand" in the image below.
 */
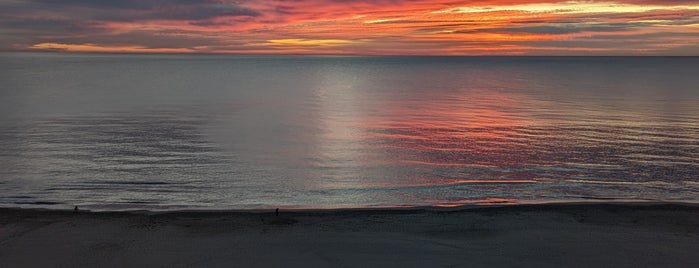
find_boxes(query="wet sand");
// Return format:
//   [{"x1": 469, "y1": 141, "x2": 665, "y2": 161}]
[{"x1": 1, "y1": 203, "x2": 698, "y2": 267}]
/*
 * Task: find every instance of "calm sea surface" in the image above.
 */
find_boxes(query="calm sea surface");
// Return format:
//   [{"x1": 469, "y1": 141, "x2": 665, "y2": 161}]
[{"x1": 1, "y1": 53, "x2": 698, "y2": 210}]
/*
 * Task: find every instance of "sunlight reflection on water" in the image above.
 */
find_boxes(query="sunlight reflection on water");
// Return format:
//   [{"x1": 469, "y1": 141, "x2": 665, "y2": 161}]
[{"x1": 1, "y1": 54, "x2": 698, "y2": 210}]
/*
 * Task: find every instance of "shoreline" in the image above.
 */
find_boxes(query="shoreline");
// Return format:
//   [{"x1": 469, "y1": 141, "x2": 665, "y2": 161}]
[
  {"x1": 2, "y1": 201, "x2": 698, "y2": 267},
  {"x1": 2, "y1": 199, "x2": 699, "y2": 215}
]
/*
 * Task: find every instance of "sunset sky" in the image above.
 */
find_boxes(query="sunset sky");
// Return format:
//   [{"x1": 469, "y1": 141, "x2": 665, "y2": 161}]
[{"x1": 1, "y1": 0, "x2": 698, "y2": 55}]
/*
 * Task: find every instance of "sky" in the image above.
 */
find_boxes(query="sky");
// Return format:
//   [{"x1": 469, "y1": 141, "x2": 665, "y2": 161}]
[{"x1": 1, "y1": 0, "x2": 698, "y2": 55}]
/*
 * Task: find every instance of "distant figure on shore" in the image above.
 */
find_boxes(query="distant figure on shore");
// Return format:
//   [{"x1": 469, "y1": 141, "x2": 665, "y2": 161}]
[
  {"x1": 275, "y1": 208, "x2": 279, "y2": 216},
  {"x1": 74, "y1": 206, "x2": 78, "y2": 211}
]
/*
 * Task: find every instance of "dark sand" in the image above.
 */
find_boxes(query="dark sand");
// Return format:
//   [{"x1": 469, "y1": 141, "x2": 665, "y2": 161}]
[{"x1": 1, "y1": 203, "x2": 698, "y2": 267}]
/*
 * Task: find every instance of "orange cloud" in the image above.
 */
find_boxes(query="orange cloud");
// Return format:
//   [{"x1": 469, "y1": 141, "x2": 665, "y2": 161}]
[{"x1": 29, "y1": 43, "x2": 196, "y2": 53}]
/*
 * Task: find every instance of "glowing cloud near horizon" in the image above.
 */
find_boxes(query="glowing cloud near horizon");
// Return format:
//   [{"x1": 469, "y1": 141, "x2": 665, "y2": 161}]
[
  {"x1": 1, "y1": 0, "x2": 698, "y2": 55},
  {"x1": 29, "y1": 43, "x2": 196, "y2": 53},
  {"x1": 434, "y1": 1, "x2": 699, "y2": 14},
  {"x1": 268, "y1": 39, "x2": 360, "y2": 46}
]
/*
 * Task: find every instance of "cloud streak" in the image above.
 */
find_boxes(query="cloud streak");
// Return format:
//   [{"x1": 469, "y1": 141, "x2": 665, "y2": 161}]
[{"x1": 1, "y1": 0, "x2": 698, "y2": 55}]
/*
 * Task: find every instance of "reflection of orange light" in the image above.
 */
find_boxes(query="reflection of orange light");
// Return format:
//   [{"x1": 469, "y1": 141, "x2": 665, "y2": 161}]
[
  {"x1": 450, "y1": 179, "x2": 535, "y2": 184},
  {"x1": 400, "y1": 160, "x2": 495, "y2": 167},
  {"x1": 432, "y1": 197, "x2": 517, "y2": 207},
  {"x1": 358, "y1": 179, "x2": 537, "y2": 189},
  {"x1": 354, "y1": 76, "x2": 549, "y2": 172},
  {"x1": 365, "y1": 88, "x2": 531, "y2": 139}
]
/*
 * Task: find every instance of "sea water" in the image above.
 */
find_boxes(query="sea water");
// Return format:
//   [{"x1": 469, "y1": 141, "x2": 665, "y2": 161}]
[{"x1": 1, "y1": 53, "x2": 698, "y2": 210}]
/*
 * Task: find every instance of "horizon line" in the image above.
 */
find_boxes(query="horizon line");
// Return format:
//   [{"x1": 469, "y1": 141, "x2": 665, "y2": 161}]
[{"x1": 3, "y1": 51, "x2": 699, "y2": 57}]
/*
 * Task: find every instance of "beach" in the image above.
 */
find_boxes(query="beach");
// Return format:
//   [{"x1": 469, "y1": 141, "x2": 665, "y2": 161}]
[
  {"x1": 1, "y1": 203, "x2": 698, "y2": 267},
  {"x1": 3, "y1": 3, "x2": 699, "y2": 267}
]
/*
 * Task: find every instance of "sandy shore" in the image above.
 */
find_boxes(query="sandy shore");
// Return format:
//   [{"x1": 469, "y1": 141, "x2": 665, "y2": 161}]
[{"x1": 1, "y1": 203, "x2": 698, "y2": 267}]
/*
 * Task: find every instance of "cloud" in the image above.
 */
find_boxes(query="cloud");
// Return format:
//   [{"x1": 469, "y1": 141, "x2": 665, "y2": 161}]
[
  {"x1": 433, "y1": 1, "x2": 699, "y2": 15},
  {"x1": 267, "y1": 38, "x2": 359, "y2": 46},
  {"x1": 28, "y1": 42, "x2": 196, "y2": 53},
  {"x1": 476, "y1": 22, "x2": 647, "y2": 35},
  {"x1": 1, "y1": 0, "x2": 698, "y2": 54},
  {"x1": 18, "y1": 0, "x2": 260, "y2": 21}
]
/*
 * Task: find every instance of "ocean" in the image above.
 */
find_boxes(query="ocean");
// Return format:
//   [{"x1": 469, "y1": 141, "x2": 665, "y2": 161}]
[{"x1": 1, "y1": 53, "x2": 697, "y2": 210}]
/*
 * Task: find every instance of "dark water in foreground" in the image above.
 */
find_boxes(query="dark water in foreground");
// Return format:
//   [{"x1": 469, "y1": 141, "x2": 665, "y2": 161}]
[{"x1": 1, "y1": 53, "x2": 698, "y2": 210}]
